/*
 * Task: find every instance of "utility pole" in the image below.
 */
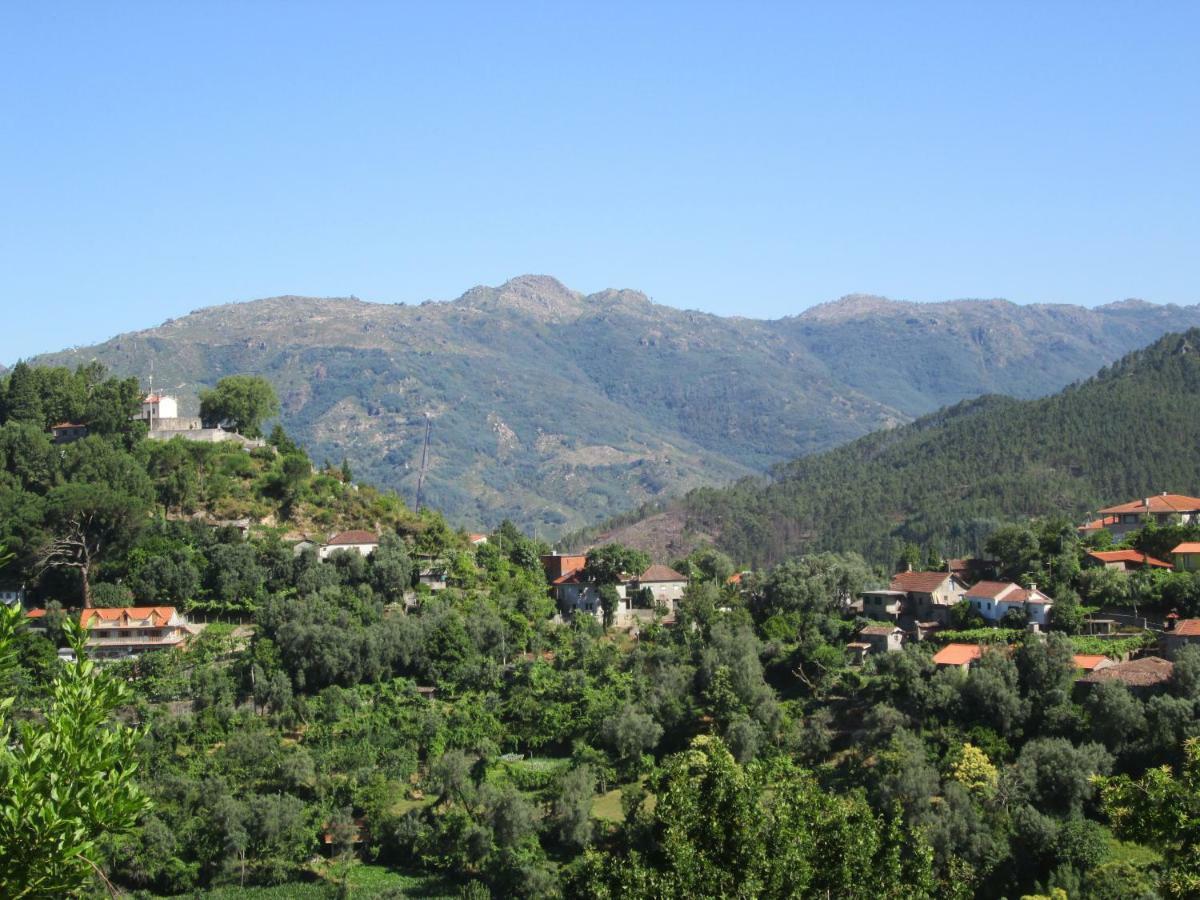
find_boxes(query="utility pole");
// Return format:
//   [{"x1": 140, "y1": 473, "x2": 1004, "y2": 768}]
[{"x1": 414, "y1": 414, "x2": 432, "y2": 512}]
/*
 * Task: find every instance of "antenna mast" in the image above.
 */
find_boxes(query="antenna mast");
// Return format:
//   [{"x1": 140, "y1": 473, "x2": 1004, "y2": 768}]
[{"x1": 414, "y1": 413, "x2": 432, "y2": 512}]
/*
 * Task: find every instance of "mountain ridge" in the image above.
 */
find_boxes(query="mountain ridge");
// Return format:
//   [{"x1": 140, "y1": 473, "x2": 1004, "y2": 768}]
[
  {"x1": 580, "y1": 327, "x2": 1200, "y2": 566},
  {"x1": 27, "y1": 276, "x2": 1200, "y2": 537}
]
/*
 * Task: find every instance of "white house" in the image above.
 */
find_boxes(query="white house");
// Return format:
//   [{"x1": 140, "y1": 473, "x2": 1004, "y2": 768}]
[
  {"x1": 319, "y1": 530, "x2": 380, "y2": 559},
  {"x1": 965, "y1": 581, "x2": 1054, "y2": 626}
]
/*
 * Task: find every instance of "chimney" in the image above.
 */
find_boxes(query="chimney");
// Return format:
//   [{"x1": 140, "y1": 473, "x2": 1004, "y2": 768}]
[
  {"x1": 906, "y1": 563, "x2": 913, "y2": 573},
  {"x1": 1028, "y1": 582, "x2": 1037, "y2": 594}
]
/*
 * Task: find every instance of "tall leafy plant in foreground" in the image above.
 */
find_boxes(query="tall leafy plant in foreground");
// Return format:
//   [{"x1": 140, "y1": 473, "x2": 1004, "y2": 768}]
[{"x1": 0, "y1": 597, "x2": 150, "y2": 897}]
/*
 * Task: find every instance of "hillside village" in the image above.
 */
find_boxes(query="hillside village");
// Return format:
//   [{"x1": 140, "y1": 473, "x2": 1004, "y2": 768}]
[{"x1": 6, "y1": 362, "x2": 1200, "y2": 898}]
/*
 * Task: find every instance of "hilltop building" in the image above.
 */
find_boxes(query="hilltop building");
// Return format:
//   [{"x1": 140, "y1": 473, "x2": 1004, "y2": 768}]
[{"x1": 134, "y1": 390, "x2": 265, "y2": 448}]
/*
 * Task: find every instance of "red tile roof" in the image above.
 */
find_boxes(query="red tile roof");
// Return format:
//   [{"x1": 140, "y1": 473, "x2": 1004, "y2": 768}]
[
  {"x1": 1078, "y1": 515, "x2": 1119, "y2": 532},
  {"x1": 1099, "y1": 494, "x2": 1200, "y2": 515},
  {"x1": 1073, "y1": 654, "x2": 1110, "y2": 671},
  {"x1": 932, "y1": 643, "x2": 983, "y2": 666},
  {"x1": 890, "y1": 571, "x2": 954, "y2": 593},
  {"x1": 1173, "y1": 619, "x2": 1200, "y2": 637},
  {"x1": 26, "y1": 609, "x2": 47, "y2": 619},
  {"x1": 639, "y1": 564, "x2": 687, "y2": 583},
  {"x1": 80, "y1": 606, "x2": 178, "y2": 628},
  {"x1": 1079, "y1": 656, "x2": 1174, "y2": 687},
  {"x1": 1087, "y1": 549, "x2": 1173, "y2": 569},
  {"x1": 551, "y1": 570, "x2": 585, "y2": 585},
  {"x1": 966, "y1": 581, "x2": 1016, "y2": 600},
  {"x1": 964, "y1": 581, "x2": 1052, "y2": 604},
  {"x1": 50, "y1": 422, "x2": 87, "y2": 430},
  {"x1": 1172, "y1": 543, "x2": 1200, "y2": 555},
  {"x1": 326, "y1": 530, "x2": 379, "y2": 545}
]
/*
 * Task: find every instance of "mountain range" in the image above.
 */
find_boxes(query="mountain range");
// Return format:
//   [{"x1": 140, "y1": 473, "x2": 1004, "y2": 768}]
[
  {"x1": 29, "y1": 275, "x2": 1200, "y2": 536},
  {"x1": 582, "y1": 328, "x2": 1200, "y2": 567}
]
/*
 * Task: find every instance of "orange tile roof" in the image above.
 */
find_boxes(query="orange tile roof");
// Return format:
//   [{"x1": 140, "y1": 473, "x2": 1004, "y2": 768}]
[
  {"x1": 1099, "y1": 494, "x2": 1200, "y2": 515},
  {"x1": 80, "y1": 606, "x2": 177, "y2": 628},
  {"x1": 1079, "y1": 515, "x2": 1119, "y2": 532},
  {"x1": 1172, "y1": 543, "x2": 1200, "y2": 555},
  {"x1": 639, "y1": 564, "x2": 687, "y2": 583},
  {"x1": 1087, "y1": 549, "x2": 1173, "y2": 568},
  {"x1": 26, "y1": 609, "x2": 47, "y2": 619},
  {"x1": 326, "y1": 530, "x2": 379, "y2": 545},
  {"x1": 932, "y1": 643, "x2": 983, "y2": 666},
  {"x1": 1173, "y1": 619, "x2": 1200, "y2": 637},
  {"x1": 1073, "y1": 654, "x2": 1110, "y2": 671},
  {"x1": 50, "y1": 422, "x2": 87, "y2": 430},
  {"x1": 966, "y1": 581, "x2": 1016, "y2": 600},
  {"x1": 890, "y1": 571, "x2": 954, "y2": 593}
]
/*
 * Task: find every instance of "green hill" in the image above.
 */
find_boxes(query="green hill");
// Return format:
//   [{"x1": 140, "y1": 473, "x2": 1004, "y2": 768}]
[
  {"x1": 587, "y1": 329, "x2": 1200, "y2": 567},
  {"x1": 28, "y1": 276, "x2": 1200, "y2": 537}
]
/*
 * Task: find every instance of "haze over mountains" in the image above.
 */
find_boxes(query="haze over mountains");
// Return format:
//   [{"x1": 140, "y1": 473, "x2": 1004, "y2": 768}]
[{"x1": 30, "y1": 275, "x2": 1200, "y2": 536}]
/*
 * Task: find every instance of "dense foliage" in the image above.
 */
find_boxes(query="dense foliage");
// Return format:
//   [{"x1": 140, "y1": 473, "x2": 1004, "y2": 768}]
[
  {"x1": 669, "y1": 329, "x2": 1200, "y2": 567},
  {"x1": 3, "y1": 358, "x2": 1199, "y2": 898}
]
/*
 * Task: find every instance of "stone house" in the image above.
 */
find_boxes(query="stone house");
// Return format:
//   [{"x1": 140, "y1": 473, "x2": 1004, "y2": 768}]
[{"x1": 1160, "y1": 619, "x2": 1200, "y2": 659}]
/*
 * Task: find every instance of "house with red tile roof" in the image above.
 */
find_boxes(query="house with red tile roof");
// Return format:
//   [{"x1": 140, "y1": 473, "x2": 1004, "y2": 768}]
[
  {"x1": 319, "y1": 530, "x2": 380, "y2": 559},
  {"x1": 965, "y1": 581, "x2": 1054, "y2": 626},
  {"x1": 1077, "y1": 515, "x2": 1119, "y2": 538},
  {"x1": 1161, "y1": 618, "x2": 1200, "y2": 659},
  {"x1": 1097, "y1": 493, "x2": 1200, "y2": 540},
  {"x1": 932, "y1": 643, "x2": 984, "y2": 670},
  {"x1": 541, "y1": 556, "x2": 687, "y2": 626},
  {"x1": 1073, "y1": 654, "x2": 1115, "y2": 674},
  {"x1": 1171, "y1": 543, "x2": 1200, "y2": 572},
  {"x1": 77, "y1": 606, "x2": 193, "y2": 660},
  {"x1": 861, "y1": 570, "x2": 969, "y2": 625},
  {"x1": 1085, "y1": 549, "x2": 1173, "y2": 572}
]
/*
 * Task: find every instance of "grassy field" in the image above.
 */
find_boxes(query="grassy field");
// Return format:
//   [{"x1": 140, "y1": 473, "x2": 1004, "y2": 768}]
[{"x1": 186, "y1": 864, "x2": 459, "y2": 899}]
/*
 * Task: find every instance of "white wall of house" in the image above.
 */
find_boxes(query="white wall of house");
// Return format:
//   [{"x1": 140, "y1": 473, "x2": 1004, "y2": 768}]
[{"x1": 319, "y1": 542, "x2": 379, "y2": 560}]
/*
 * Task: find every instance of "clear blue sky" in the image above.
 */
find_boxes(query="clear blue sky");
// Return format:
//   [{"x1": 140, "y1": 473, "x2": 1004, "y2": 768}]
[{"x1": 2, "y1": 2, "x2": 1197, "y2": 364}]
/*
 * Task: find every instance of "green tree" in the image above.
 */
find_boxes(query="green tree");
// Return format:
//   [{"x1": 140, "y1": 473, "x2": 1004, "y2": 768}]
[
  {"x1": 199, "y1": 375, "x2": 280, "y2": 438},
  {"x1": 583, "y1": 544, "x2": 650, "y2": 586},
  {"x1": 1100, "y1": 737, "x2": 1200, "y2": 898},
  {"x1": 0, "y1": 604, "x2": 151, "y2": 896}
]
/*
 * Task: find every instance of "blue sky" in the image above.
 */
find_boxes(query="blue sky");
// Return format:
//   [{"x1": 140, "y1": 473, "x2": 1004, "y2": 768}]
[{"x1": 2, "y1": 2, "x2": 1197, "y2": 363}]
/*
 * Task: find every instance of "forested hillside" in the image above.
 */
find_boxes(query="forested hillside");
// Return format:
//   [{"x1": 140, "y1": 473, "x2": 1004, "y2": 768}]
[
  {"x1": 587, "y1": 329, "x2": 1200, "y2": 567},
  {"x1": 28, "y1": 275, "x2": 1200, "y2": 536},
  {"x1": 4, "y1": 360, "x2": 1200, "y2": 899}
]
